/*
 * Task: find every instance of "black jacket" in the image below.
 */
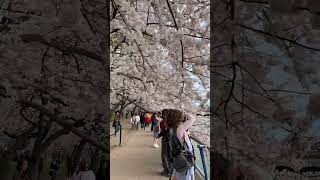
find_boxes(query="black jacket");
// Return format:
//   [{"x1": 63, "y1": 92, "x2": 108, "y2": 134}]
[{"x1": 158, "y1": 128, "x2": 170, "y2": 141}]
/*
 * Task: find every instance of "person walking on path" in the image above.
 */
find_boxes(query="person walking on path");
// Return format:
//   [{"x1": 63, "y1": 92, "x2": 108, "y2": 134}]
[
  {"x1": 134, "y1": 113, "x2": 140, "y2": 130},
  {"x1": 113, "y1": 112, "x2": 121, "y2": 136},
  {"x1": 145, "y1": 113, "x2": 151, "y2": 127},
  {"x1": 140, "y1": 112, "x2": 146, "y2": 130},
  {"x1": 150, "y1": 114, "x2": 153, "y2": 131},
  {"x1": 167, "y1": 110, "x2": 196, "y2": 180},
  {"x1": 152, "y1": 113, "x2": 161, "y2": 148},
  {"x1": 151, "y1": 112, "x2": 159, "y2": 131},
  {"x1": 130, "y1": 115, "x2": 135, "y2": 129},
  {"x1": 158, "y1": 109, "x2": 172, "y2": 177}
]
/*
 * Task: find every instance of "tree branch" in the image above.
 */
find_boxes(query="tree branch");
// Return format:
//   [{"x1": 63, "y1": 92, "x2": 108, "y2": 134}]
[
  {"x1": 20, "y1": 34, "x2": 105, "y2": 63},
  {"x1": 17, "y1": 100, "x2": 109, "y2": 153},
  {"x1": 165, "y1": 0, "x2": 179, "y2": 29},
  {"x1": 80, "y1": 0, "x2": 96, "y2": 34},
  {"x1": 41, "y1": 128, "x2": 69, "y2": 151},
  {"x1": 240, "y1": 24, "x2": 320, "y2": 51}
]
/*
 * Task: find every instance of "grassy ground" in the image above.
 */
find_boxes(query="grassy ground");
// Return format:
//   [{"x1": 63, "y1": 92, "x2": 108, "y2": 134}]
[
  {"x1": 0, "y1": 159, "x2": 16, "y2": 180},
  {"x1": 0, "y1": 160, "x2": 68, "y2": 180}
]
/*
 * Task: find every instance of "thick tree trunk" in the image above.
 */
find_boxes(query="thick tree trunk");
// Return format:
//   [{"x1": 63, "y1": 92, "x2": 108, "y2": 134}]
[
  {"x1": 71, "y1": 139, "x2": 87, "y2": 174},
  {"x1": 30, "y1": 149, "x2": 42, "y2": 180},
  {"x1": 18, "y1": 100, "x2": 109, "y2": 152},
  {"x1": 132, "y1": 105, "x2": 137, "y2": 115},
  {"x1": 30, "y1": 128, "x2": 44, "y2": 180},
  {"x1": 91, "y1": 147, "x2": 100, "y2": 172},
  {"x1": 212, "y1": 151, "x2": 230, "y2": 180},
  {"x1": 30, "y1": 95, "x2": 48, "y2": 180}
]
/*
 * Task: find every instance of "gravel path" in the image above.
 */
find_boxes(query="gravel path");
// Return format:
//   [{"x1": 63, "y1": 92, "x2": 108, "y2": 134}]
[{"x1": 110, "y1": 129, "x2": 168, "y2": 180}]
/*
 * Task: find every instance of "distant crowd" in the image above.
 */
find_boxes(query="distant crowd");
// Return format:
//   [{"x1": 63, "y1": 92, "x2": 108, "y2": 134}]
[{"x1": 130, "y1": 112, "x2": 162, "y2": 147}]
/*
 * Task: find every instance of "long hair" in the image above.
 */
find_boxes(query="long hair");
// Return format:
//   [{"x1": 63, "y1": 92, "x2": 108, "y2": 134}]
[
  {"x1": 161, "y1": 109, "x2": 168, "y2": 119},
  {"x1": 151, "y1": 113, "x2": 156, "y2": 122},
  {"x1": 161, "y1": 109, "x2": 169, "y2": 124},
  {"x1": 166, "y1": 109, "x2": 184, "y2": 129}
]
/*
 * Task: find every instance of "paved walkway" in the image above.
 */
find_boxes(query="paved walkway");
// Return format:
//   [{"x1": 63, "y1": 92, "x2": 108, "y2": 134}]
[{"x1": 110, "y1": 129, "x2": 168, "y2": 180}]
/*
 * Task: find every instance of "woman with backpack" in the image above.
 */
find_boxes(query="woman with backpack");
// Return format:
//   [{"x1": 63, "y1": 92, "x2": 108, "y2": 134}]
[{"x1": 166, "y1": 109, "x2": 196, "y2": 180}]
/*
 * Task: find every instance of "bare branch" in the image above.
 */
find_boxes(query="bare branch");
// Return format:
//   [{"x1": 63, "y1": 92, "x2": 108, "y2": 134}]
[
  {"x1": 165, "y1": 0, "x2": 179, "y2": 29},
  {"x1": 20, "y1": 34, "x2": 105, "y2": 63},
  {"x1": 240, "y1": 24, "x2": 320, "y2": 51},
  {"x1": 17, "y1": 100, "x2": 109, "y2": 153}
]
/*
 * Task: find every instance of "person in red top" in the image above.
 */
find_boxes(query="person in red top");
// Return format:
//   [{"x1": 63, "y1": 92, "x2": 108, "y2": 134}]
[{"x1": 145, "y1": 113, "x2": 151, "y2": 127}]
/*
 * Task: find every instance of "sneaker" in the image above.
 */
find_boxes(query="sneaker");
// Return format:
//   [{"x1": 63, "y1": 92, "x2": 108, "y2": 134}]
[{"x1": 153, "y1": 144, "x2": 159, "y2": 148}]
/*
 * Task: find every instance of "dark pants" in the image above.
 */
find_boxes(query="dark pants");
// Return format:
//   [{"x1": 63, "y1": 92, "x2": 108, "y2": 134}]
[
  {"x1": 135, "y1": 122, "x2": 139, "y2": 130},
  {"x1": 151, "y1": 121, "x2": 153, "y2": 131},
  {"x1": 141, "y1": 121, "x2": 146, "y2": 130},
  {"x1": 161, "y1": 139, "x2": 172, "y2": 174},
  {"x1": 114, "y1": 123, "x2": 121, "y2": 136}
]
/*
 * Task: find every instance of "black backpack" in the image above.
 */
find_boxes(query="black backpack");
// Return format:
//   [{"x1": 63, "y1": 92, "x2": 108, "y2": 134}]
[{"x1": 168, "y1": 129, "x2": 195, "y2": 174}]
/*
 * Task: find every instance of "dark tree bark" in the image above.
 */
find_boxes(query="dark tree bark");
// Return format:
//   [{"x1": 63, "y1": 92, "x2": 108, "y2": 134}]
[
  {"x1": 71, "y1": 139, "x2": 87, "y2": 175},
  {"x1": 212, "y1": 151, "x2": 230, "y2": 180}
]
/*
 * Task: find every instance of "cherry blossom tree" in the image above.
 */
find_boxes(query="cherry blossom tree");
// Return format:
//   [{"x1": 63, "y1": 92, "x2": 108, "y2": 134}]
[
  {"x1": 110, "y1": 0, "x2": 210, "y2": 136},
  {"x1": 211, "y1": 0, "x2": 320, "y2": 179},
  {"x1": 0, "y1": 0, "x2": 110, "y2": 179}
]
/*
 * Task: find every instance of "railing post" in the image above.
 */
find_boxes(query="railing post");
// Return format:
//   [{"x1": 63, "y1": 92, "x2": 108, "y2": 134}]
[
  {"x1": 198, "y1": 144, "x2": 209, "y2": 180},
  {"x1": 119, "y1": 125, "x2": 122, "y2": 145}
]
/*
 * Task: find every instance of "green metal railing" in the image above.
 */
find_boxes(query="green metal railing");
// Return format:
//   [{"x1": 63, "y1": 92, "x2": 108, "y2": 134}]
[{"x1": 190, "y1": 134, "x2": 210, "y2": 180}]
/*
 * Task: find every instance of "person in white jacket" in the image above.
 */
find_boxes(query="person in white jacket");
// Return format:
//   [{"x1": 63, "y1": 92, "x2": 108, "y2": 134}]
[
  {"x1": 130, "y1": 115, "x2": 136, "y2": 129},
  {"x1": 134, "y1": 113, "x2": 140, "y2": 130}
]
